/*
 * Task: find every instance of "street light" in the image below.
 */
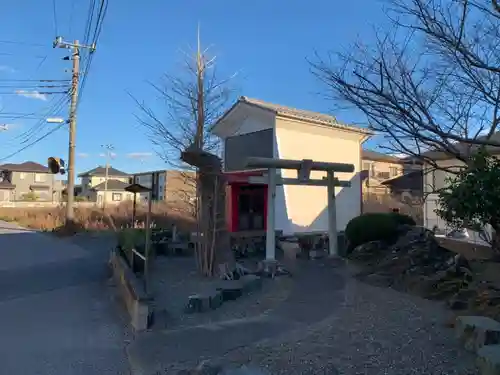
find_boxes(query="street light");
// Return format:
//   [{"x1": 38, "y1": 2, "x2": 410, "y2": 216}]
[{"x1": 46, "y1": 117, "x2": 67, "y2": 124}]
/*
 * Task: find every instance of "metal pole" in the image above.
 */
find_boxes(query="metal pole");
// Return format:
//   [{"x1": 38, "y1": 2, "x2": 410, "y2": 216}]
[
  {"x1": 327, "y1": 171, "x2": 338, "y2": 256},
  {"x1": 103, "y1": 157, "x2": 109, "y2": 209},
  {"x1": 144, "y1": 190, "x2": 153, "y2": 293},
  {"x1": 266, "y1": 168, "x2": 276, "y2": 260},
  {"x1": 132, "y1": 193, "x2": 137, "y2": 227},
  {"x1": 66, "y1": 40, "x2": 79, "y2": 223},
  {"x1": 102, "y1": 144, "x2": 113, "y2": 209}
]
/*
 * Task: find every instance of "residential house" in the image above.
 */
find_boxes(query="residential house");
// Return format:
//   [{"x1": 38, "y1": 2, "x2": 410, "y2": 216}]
[
  {"x1": 211, "y1": 96, "x2": 372, "y2": 235},
  {"x1": 78, "y1": 166, "x2": 133, "y2": 204},
  {"x1": 132, "y1": 169, "x2": 196, "y2": 206},
  {"x1": 421, "y1": 140, "x2": 500, "y2": 243},
  {"x1": 0, "y1": 161, "x2": 61, "y2": 202},
  {"x1": 361, "y1": 150, "x2": 407, "y2": 195}
]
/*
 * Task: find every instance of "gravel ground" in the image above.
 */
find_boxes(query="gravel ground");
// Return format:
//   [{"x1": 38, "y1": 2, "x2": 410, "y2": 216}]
[
  {"x1": 150, "y1": 257, "x2": 294, "y2": 330},
  {"x1": 220, "y1": 274, "x2": 479, "y2": 375}
]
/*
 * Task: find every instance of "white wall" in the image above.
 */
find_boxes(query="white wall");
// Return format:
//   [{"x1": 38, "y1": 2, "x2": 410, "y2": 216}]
[{"x1": 275, "y1": 117, "x2": 363, "y2": 235}]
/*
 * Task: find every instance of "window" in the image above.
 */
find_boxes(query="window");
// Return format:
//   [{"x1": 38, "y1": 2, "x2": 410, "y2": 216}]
[
  {"x1": 34, "y1": 173, "x2": 46, "y2": 183},
  {"x1": 389, "y1": 167, "x2": 399, "y2": 177},
  {"x1": 112, "y1": 193, "x2": 122, "y2": 201},
  {"x1": 19, "y1": 172, "x2": 25, "y2": 180},
  {"x1": 370, "y1": 164, "x2": 376, "y2": 177}
]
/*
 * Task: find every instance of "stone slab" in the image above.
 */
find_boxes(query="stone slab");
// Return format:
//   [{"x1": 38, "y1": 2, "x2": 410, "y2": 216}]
[
  {"x1": 209, "y1": 290, "x2": 223, "y2": 309},
  {"x1": 310, "y1": 249, "x2": 326, "y2": 259},
  {"x1": 477, "y1": 345, "x2": 500, "y2": 375},
  {"x1": 217, "y1": 280, "x2": 244, "y2": 301},
  {"x1": 456, "y1": 316, "x2": 500, "y2": 352},
  {"x1": 186, "y1": 294, "x2": 211, "y2": 313},
  {"x1": 240, "y1": 274, "x2": 262, "y2": 293}
]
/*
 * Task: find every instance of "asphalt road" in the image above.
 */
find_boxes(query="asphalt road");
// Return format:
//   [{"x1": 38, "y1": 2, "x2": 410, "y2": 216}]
[{"x1": 0, "y1": 221, "x2": 131, "y2": 374}]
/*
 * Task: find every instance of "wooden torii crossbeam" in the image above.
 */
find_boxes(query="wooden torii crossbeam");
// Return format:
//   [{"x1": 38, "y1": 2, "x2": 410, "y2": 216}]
[{"x1": 245, "y1": 157, "x2": 355, "y2": 259}]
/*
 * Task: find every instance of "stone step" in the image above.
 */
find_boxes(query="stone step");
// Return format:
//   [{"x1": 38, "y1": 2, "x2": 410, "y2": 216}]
[
  {"x1": 455, "y1": 316, "x2": 500, "y2": 353},
  {"x1": 477, "y1": 344, "x2": 500, "y2": 375}
]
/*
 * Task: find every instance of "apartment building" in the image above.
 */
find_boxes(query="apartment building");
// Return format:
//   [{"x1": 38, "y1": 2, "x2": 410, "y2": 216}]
[{"x1": 132, "y1": 169, "x2": 196, "y2": 205}]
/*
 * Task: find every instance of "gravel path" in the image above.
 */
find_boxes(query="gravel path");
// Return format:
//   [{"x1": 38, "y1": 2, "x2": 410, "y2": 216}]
[
  {"x1": 150, "y1": 257, "x2": 294, "y2": 330},
  {"x1": 221, "y1": 274, "x2": 478, "y2": 375}
]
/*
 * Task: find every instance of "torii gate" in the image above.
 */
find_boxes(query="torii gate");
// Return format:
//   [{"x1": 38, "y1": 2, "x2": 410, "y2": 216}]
[{"x1": 245, "y1": 157, "x2": 354, "y2": 260}]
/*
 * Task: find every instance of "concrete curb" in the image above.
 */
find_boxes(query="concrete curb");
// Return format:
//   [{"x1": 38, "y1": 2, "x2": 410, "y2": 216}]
[{"x1": 109, "y1": 248, "x2": 152, "y2": 332}]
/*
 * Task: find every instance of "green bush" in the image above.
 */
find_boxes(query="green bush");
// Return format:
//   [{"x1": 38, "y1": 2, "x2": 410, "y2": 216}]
[
  {"x1": 389, "y1": 212, "x2": 416, "y2": 226},
  {"x1": 21, "y1": 192, "x2": 38, "y2": 201},
  {"x1": 345, "y1": 212, "x2": 415, "y2": 252}
]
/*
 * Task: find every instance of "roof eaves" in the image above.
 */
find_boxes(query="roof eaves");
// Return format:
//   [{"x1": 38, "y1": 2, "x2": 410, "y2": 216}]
[{"x1": 275, "y1": 111, "x2": 373, "y2": 136}]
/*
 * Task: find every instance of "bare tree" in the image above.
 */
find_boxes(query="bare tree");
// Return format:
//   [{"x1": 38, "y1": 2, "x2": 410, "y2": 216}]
[
  {"x1": 132, "y1": 29, "x2": 236, "y2": 276},
  {"x1": 310, "y1": 0, "x2": 500, "y2": 172}
]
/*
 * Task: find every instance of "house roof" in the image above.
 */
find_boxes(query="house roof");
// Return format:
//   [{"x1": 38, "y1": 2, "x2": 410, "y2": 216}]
[
  {"x1": 0, "y1": 161, "x2": 49, "y2": 173},
  {"x1": 420, "y1": 132, "x2": 500, "y2": 161},
  {"x1": 362, "y1": 150, "x2": 402, "y2": 163},
  {"x1": 212, "y1": 96, "x2": 373, "y2": 137},
  {"x1": 92, "y1": 179, "x2": 130, "y2": 191},
  {"x1": 78, "y1": 166, "x2": 129, "y2": 178}
]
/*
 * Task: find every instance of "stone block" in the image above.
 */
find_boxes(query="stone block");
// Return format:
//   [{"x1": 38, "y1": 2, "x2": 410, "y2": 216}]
[
  {"x1": 456, "y1": 316, "x2": 500, "y2": 352},
  {"x1": 209, "y1": 290, "x2": 223, "y2": 309},
  {"x1": 241, "y1": 274, "x2": 262, "y2": 293},
  {"x1": 217, "y1": 280, "x2": 243, "y2": 301},
  {"x1": 477, "y1": 345, "x2": 500, "y2": 375},
  {"x1": 186, "y1": 294, "x2": 211, "y2": 313},
  {"x1": 309, "y1": 249, "x2": 326, "y2": 259}
]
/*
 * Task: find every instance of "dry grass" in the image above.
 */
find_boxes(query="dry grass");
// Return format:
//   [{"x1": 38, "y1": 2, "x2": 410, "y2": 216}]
[{"x1": 0, "y1": 201, "x2": 196, "y2": 233}]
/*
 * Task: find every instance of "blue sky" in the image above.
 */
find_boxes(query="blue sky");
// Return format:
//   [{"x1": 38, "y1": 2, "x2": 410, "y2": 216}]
[{"x1": 0, "y1": 0, "x2": 389, "y2": 179}]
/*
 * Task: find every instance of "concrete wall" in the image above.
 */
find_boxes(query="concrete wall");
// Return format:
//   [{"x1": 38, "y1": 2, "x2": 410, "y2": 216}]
[{"x1": 423, "y1": 158, "x2": 491, "y2": 245}]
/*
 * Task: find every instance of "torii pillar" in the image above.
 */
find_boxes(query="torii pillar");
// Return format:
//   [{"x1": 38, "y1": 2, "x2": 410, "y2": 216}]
[{"x1": 246, "y1": 157, "x2": 354, "y2": 259}]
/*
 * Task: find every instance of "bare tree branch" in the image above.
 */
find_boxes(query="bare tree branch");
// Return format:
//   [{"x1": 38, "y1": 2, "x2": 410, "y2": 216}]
[{"x1": 310, "y1": 0, "x2": 500, "y2": 173}]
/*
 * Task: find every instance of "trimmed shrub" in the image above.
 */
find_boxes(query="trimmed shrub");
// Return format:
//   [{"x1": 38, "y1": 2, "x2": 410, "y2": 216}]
[
  {"x1": 389, "y1": 212, "x2": 416, "y2": 226},
  {"x1": 345, "y1": 212, "x2": 412, "y2": 252}
]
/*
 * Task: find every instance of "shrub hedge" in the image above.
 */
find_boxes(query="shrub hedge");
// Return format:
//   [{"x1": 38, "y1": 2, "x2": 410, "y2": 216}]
[{"x1": 345, "y1": 212, "x2": 415, "y2": 252}]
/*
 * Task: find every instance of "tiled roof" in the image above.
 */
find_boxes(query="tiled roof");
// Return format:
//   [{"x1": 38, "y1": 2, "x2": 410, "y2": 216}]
[
  {"x1": 0, "y1": 161, "x2": 49, "y2": 173},
  {"x1": 239, "y1": 96, "x2": 373, "y2": 135},
  {"x1": 78, "y1": 166, "x2": 129, "y2": 178},
  {"x1": 92, "y1": 179, "x2": 130, "y2": 191}
]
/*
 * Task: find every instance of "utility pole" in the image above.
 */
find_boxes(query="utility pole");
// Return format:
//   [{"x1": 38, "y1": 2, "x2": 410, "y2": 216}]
[
  {"x1": 53, "y1": 37, "x2": 95, "y2": 223},
  {"x1": 101, "y1": 144, "x2": 114, "y2": 208}
]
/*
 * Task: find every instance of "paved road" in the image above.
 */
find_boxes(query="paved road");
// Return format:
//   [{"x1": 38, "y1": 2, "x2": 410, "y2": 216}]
[{"x1": 0, "y1": 221, "x2": 131, "y2": 374}]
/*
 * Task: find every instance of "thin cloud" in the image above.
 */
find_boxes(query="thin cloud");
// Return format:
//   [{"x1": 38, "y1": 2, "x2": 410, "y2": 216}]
[
  {"x1": 15, "y1": 90, "x2": 47, "y2": 101},
  {"x1": 99, "y1": 152, "x2": 117, "y2": 158},
  {"x1": 0, "y1": 65, "x2": 15, "y2": 73},
  {"x1": 127, "y1": 152, "x2": 153, "y2": 158},
  {"x1": 77, "y1": 152, "x2": 89, "y2": 158}
]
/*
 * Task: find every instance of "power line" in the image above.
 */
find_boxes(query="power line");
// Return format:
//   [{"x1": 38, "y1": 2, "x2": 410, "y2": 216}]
[
  {"x1": 52, "y1": 0, "x2": 59, "y2": 37},
  {"x1": 78, "y1": 0, "x2": 108, "y2": 107},
  {"x1": 0, "y1": 40, "x2": 45, "y2": 47},
  {"x1": 0, "y1": 91, "x2": 68, "y2": 95},
  {"x1": 0, "y1": 123, "x2": 66, "y2": 162},
  {"x1": 0, "y1": 79, "x2": 70, "y2": 82},
  {"x1": 12, "y1": 94, "x2": 70, "y2": 144}
]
